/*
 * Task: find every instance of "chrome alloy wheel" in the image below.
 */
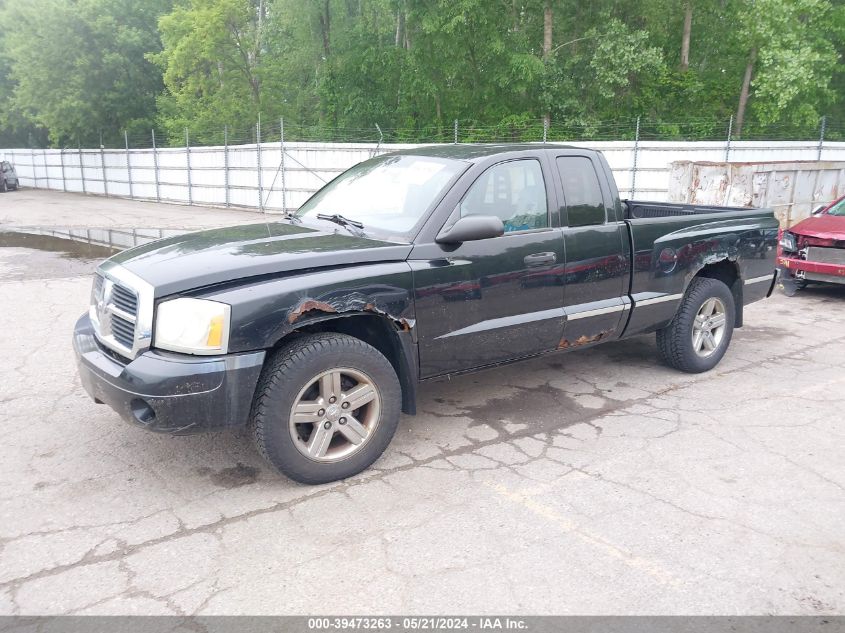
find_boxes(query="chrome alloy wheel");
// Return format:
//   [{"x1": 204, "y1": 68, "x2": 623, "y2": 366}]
[
  {"x1": 692, "y1": 297, "x2": 727, "y2": 357},
  {"x1": 288, "y1": 367, "x2": 382, "y2": 463}
]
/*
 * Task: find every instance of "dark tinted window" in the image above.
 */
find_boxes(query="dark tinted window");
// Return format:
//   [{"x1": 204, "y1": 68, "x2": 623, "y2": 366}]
[
  {"x1": 556, "y1": 157, "x2": 606, "y2": 227},
  {"x1": 460, "y1": 159, "x2": 548, "y2": 232}
]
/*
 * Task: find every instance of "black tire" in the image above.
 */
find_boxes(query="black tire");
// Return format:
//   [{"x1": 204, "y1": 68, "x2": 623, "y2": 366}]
[
  {"x1": 656, "y1": 277, "x2": 735, "y2": 373},
  {"x1": 251, "y1": 332, "x2": 402, "y2": 484},
  {"x1": 1, "y1": 179, "x2": 7, "y2": 193}
]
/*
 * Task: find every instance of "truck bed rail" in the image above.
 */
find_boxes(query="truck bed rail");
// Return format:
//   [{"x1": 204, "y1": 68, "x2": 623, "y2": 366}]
[{"x1": 625, "y1": 200, "x2": 751, "y2": 220}]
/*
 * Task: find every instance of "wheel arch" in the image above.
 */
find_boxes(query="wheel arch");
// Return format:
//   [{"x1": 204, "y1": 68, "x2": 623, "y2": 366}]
[
  {"x1": 690, "y1": 258, "x2": 743, "y2": 328},
  {"x1": 274, "y1": 312, "x2": 418, "y2": 415}
]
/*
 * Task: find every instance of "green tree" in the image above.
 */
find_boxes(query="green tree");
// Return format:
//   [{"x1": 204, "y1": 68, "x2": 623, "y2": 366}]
[
  {"x1": 153, "y1": 0, "x2": 278, "y2": 143},
  {"x1": 1, "y1": 0, "x2": 171, "y2": 146},
  {"x1": 1, "y1": 0, "x2": 844, "y2": 145},
  {"x1": 734, "y1": 0, "x2": 839, "y2": 136},
  {"x1": 0, "y1": 3, "x2": 46, "y2": 147}
]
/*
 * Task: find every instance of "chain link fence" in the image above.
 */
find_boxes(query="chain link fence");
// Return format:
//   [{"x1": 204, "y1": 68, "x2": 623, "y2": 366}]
[
  {"x1": 3, "y1": 117, "x2": 844, "y2": 213},
  {"x1": 80, "y1": 115, "x2": 842, "y2": 148}
]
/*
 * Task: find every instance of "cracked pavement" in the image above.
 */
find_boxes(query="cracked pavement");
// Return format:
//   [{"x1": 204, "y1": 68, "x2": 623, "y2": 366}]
[{"x1": 1, "y1": 189, "x2": 844, "y2": 615}]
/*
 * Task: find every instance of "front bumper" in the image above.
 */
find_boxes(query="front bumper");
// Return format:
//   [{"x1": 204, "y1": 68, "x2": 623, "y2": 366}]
[
  {"x1": 777, "y1": 255, "x2": 845, "y2": 285},
  {"x1": 73, "y1": 314, "x2": 266, "y2": 434}
]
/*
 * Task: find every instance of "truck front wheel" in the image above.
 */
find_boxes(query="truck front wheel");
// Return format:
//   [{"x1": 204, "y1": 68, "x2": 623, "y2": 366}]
[
  {"x1": 251, "y1": 332, "x2": 402, "y2": 484},
  {"x1": 656, "y1": 277, "x2": 735, "y2": 373}
]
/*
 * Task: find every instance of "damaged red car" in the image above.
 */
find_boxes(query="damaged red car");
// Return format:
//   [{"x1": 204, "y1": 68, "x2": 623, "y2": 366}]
[{"x1": 778, "y1": 195, "x2": 845, "y2": 289}]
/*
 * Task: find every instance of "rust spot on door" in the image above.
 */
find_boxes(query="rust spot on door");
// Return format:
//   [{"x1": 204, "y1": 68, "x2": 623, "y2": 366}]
[{"x1": 558, "y1": 330, "x2": 612, "y2": 349}]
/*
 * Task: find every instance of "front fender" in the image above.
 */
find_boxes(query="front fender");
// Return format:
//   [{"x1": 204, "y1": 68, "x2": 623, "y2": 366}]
[
  {"x1": 199, "y1": 262, "x2": 417, "y2": 413},
  {"x1": 199, "y1": 262, "x2": 416, "y2": 352}
]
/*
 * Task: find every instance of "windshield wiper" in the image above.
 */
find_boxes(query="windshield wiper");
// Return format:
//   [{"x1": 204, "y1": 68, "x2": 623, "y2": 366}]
[{"x1": 316, "y1": 213, "x2": 365, "y2": 234}]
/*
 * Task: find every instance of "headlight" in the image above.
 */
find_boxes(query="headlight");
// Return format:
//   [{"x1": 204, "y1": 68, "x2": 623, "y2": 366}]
[
  {"x1": 779, "y1": 231, "x2": 797, "y2": 252},
  {"x1": 154, "y1": 298, "x2": 230, "y2": 355}
]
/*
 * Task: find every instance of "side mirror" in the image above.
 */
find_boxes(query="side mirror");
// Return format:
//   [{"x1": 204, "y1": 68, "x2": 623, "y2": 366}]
[
  {"x1": 812, "y1": 205, "x2": 826, "y2": 215},
  {"x1": 435, "y1": 215, "x2": 504, "y2": 244}
]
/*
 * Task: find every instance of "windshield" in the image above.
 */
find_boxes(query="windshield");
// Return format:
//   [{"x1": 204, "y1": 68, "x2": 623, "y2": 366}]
[
  {"x1": 826, "y1": 197, "x2": 845, "y2": 217},
  {"x1": 295, "y1": 154, "x2": 466, "y2": 238}
]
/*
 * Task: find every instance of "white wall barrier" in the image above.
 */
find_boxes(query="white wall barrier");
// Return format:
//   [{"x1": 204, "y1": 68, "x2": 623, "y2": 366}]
[{"x1": 3, "y1": 139, "x2": 844, "y2": 213}]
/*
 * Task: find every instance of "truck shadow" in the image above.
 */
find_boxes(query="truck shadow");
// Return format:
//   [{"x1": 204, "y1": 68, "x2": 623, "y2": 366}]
[{"x1": 178, "y1": 334, "x2": 671, "y2": 489}]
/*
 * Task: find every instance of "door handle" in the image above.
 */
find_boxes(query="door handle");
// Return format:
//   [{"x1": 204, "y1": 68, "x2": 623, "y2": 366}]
[{"x1": 524, "y1": 252, "x2": 556, "y2": 267}]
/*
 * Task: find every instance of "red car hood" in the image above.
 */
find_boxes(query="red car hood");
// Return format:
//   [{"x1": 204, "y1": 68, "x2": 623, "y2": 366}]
[{"x1": 790, "y1": 214, "x2": 845, "y2": 241}]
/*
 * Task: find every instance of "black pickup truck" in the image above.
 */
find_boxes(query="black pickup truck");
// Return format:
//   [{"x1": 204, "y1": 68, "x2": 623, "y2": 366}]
[{"x1": 73, "y1": 144, "x2": 778, "y2": 483}]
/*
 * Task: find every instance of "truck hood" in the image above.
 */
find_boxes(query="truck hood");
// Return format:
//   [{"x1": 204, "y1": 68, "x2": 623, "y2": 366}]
[
  {"x1": 790, "y1": 214, "x2": 845, "y2": 241},
  {"x1": 108, "y1": 221, "x2": 413, "y2": 297}
]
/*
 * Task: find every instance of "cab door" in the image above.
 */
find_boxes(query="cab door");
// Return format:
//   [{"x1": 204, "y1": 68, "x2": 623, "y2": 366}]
[
  {"x1": 410, "y1": 157, "x2": 566, "y2": 377},
  {"x1": 553, "y1": 154, "x2": 630, "y2": 347}
]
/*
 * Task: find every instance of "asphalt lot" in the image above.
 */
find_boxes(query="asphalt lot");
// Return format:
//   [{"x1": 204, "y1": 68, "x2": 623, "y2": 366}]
[{"x1": 1, "y1": 189, "x2": 843, "y2": 615}]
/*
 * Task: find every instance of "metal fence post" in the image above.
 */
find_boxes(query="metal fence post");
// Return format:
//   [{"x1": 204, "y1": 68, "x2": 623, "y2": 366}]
[
  {"x1": 185, "y1": 127, "x2": 192, "y2": 205},
  {"x1": 453, "y1": 119, "x2": 458, "y2": 144},
  {"x1": 725, "y1": 115, "x2": 733, "y2": 163},
  {"x1": 543, "y1": 117, "x2": 548, "y2": 144},
  {"x1": 280, "y1": 118, "x2": 286, "y2": 214},
  {"x1": 373, "y1": 123, "x2": 384, "y2": 158},
  {"x1": 630, "y1": 116, "x2": 641, "y2": 198},
  {"x1": 224, "y1": 125, "x2": 230, "y2": 208},
  {"x1": 78, "y1": 138, "x2": 86, "y2": 194},
  {"x1": 99, "y1": 131, "x2": 109, "y2": 196},
  {"x1": 151, "y1": 129, "x2": 161, "y2": 202},
  {"x1": 43, "y1": 148, "x2": 50, "y2": 189},
  {"x1": 31, "y1": 147, "x2": 36, "y2": 188},
  {"x1": 59, "y1": 147, "x2": 66, "y2": 192},
  {"x1": 124, "y1": 130, "x2": 134, "y2": 199},
  {"x1": 256, "y1": 115, "x2": 264, "y2": 212},
  {"x1": 817, "y1": 116, "x2": 826, "y2": 161}
]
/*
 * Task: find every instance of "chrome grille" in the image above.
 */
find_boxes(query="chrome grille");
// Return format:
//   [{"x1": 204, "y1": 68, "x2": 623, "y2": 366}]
[
  {"x1": 89, "y1": 263, "x2": 154, "y2": 360},
  {"x1": 111, "y1": 284, "x2": 138, "y2": 315},
  {"x1": 90, "y1": 272, "x2": 139, "y2": 358},
  {"x1": 110, "y1": 314, "x2": 136, "y2": 348},
  {"x1": 807, "y1": 247, "x2": 845, "y2": 266}
]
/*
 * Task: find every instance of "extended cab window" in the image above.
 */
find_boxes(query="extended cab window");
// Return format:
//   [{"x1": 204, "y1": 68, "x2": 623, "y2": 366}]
[
  {"x1": 557, "y1": 157, "x2": 606, "y2": 227},
  {"x1": 460, "y1": 159, "x2": 548, "y2": 232}
]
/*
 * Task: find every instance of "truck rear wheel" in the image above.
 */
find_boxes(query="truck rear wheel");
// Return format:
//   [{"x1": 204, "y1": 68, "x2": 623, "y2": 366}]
[
  {"x1": 656, "y1": 277, "x2": 735, "y2": 373},
  {"x1": 251, "y1": 332, "x2": 402, "y2": 484}
]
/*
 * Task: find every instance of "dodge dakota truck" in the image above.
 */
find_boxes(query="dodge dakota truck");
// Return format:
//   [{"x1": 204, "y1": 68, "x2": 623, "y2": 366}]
[{"x1": 73, "y1": 144, "x2": 779, "y2": 484}]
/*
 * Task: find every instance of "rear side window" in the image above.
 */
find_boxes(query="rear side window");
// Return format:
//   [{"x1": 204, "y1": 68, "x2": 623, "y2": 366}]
[
  {"x1": 460, "y1": 159, "x2": 548, "y2": 232},
  {"x1": 556, "y1": 157, "x2": 606, "y2": 227}
]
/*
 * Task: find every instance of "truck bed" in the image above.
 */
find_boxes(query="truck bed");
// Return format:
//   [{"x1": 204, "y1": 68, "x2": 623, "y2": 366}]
[
  {"x1": 619, "y1": 200, "x2": 779, "y2": 339},
  {"x1": 624, "y1": 200, "x2": 752, "y2": 220}
]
